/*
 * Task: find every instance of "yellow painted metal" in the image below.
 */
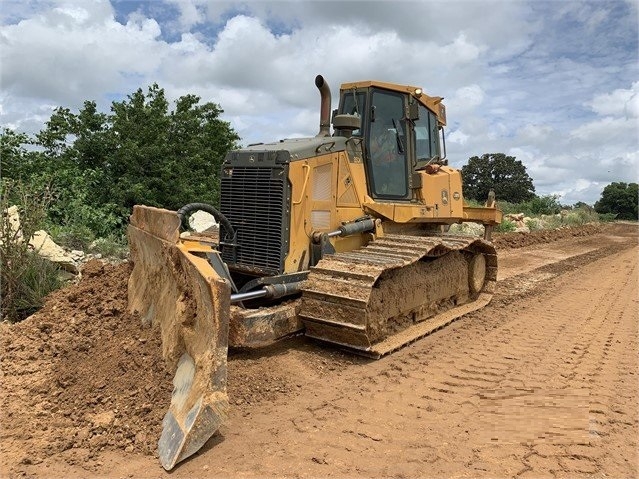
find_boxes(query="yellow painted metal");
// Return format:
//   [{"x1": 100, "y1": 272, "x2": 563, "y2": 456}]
[
  {"x1": 462, "y1": 206, "x2": 503, "y2": 225},
  {"x1": 340, "y1": 80, "x2": 447, "y2": 126},
  {"x1": 127, "y1": 205, "x2": 230, "y2": 470},
  {"x1": 285, "y1": 151, "x2": 374, "y2": 273},
  {"x1": 358, "y1": 166, "x2": 480, "y2": 224},
  {"x1": 284, "y1": 147, "x2": 501, "y2": 273}
]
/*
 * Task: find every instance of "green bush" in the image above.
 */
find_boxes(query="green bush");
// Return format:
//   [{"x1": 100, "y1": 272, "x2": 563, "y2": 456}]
[
  {"x1": 524, "y1": 195, "x2": 563, "y2": 216},
  {"x1": 598, "y1": 212, "x2": 617, "y2": 222},
  {"x1": 561, "y1": 207, "x2": 600, "y2": 226},
  {"x1": 89, "y1": 235, "x2": 129, "y2": 259},
  {"x1": 494, "y1": 200, "x2": 520, "y2": 215},
  {"x1": 525, "y1": 218, "x2": 544, "y2": 231},
  {"x1": 496, "y1": 219, "x2": 517, "y2": 233},
  {"x1": 463, "y1": 198, "x2": 484, "y2": 208},
  {"x1": 540, "y1": 214, "x2": 562, "y2": 230},
  {"x1": 47, "y1": 222, "x2": 96, "y2": 250},
  {"x1": 1, "y1": 180, "x2": 63, "y2": 322},
  {"x1": 2, "y1": 251, "x2": 62, "y2": 321}
]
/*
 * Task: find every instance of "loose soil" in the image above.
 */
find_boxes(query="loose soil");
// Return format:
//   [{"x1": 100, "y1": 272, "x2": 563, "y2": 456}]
[{"x1": 1, "y1": 223, "x2": 637, "y2": 478}]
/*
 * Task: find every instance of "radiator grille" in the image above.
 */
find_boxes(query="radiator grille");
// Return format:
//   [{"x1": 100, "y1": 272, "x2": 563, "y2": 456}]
[{"x1": 220, "y1": 166, "x2": 288, "y2": 275}]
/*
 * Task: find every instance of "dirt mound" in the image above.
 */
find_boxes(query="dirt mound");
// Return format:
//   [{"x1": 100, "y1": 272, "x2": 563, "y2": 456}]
[
  {"x1": 0, "y1": 261, "x2": 325, "y2": 472},
  {"x1": 492, "y1": 223, "x2": 605, "y2": 249},
  {"x1": 0, "y1": 260, "x2": 172, "y2": 469}
]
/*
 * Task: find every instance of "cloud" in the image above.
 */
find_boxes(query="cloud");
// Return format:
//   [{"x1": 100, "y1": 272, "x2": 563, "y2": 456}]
[
  {"x1": 588, "y1": 81, "x2": 639, "y2": 118},
  {"x1": 1, "y1": 0, "x2": 164, "y2": 105},
  {"x1": 0, "y1": 0, "x2": 637, "y2": 206}
]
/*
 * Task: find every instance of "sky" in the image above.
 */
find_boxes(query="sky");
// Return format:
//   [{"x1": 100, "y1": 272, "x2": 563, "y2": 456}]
[{"x1": 1, "y1": 0, "x2": 638, "y2": 205}]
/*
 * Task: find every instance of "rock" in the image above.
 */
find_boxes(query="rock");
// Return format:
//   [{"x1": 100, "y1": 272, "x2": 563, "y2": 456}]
[
  {"x1": 448, "y1": 222, "x2": 485, "y2": 237},
  {"x1": 70, "y1": 250, "x2": 85, "y2": 260},
  {"x1": 505, "y1": 213, "x2": 525, "y2": 222},
  {"x1": 4, "y1": 205, "x2": 23, "y2": 242},
  {"x1": 88, "y1": 411, "x2": 115, "y2": 428},
  {"x1": 29, "y1": 230, "x2": 79, "y2": 273},
  {"x1": 188, "y1": 210, "x2": 218, "y2": 233}
]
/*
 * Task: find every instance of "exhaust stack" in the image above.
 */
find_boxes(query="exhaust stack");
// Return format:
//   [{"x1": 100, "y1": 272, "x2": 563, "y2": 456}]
[{"x1": 315, "y1": 75, "x2": 331, "y2": 137}]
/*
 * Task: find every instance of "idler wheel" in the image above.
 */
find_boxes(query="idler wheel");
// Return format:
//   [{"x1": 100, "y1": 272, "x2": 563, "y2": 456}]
[{"x1": 468, "y1": 253, "x2": 487, "y2": 295}]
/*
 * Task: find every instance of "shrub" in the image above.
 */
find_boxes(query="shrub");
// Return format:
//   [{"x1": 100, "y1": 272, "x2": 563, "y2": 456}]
[
  {"x1": 89, "y1": 235, "x2": 129, "y2": 260},
  {"x1": 496, "y1": 219, "x2": 516, "y2": 233},
  {"x1": 1, "y1": 180, "x2": 62, "y2": 322},
  {"x1": 561, "y1": 207, "x2": 600, "y2": 226},
  {"x1": 525, "y1": 218, "x2": 544, "y2": 231},
  {"x1": 47, "y1": 222, "x2": 96, "y2": 251},
  {"x1": 598, "y1": 213, "x2": 617, "y2": 222}
]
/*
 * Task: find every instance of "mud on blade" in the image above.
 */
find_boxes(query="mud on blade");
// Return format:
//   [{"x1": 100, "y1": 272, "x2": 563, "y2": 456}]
[{"x1": 127, "y1": 205, "x2": 230, "y2": 470}]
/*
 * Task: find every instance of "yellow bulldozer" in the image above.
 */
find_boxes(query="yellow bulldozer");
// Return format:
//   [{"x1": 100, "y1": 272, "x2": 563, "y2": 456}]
[{"x1": 127, "y1": 75, "x2": 502, "y2": 469}]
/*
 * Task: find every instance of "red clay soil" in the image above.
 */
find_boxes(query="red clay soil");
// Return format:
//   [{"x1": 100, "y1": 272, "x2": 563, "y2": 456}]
[
  {"x1": 0, "y1": 223, "x2": 636, "y2": 478},
  {"x1": 0, "y1": 260, "x2": 172, "y2": 468}
]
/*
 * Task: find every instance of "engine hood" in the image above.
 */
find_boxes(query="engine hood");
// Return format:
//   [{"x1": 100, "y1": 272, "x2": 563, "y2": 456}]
[{"x1": 225, "y1": 136, "x2": 349, "y2": 164}]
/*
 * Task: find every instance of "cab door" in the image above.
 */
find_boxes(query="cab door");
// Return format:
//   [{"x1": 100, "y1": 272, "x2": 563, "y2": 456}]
[{"x1": 365, "y1": 89, "x2": 409, "y2": 200}]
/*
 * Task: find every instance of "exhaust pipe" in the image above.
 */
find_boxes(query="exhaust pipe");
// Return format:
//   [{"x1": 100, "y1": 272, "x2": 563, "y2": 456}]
[{"x1": 315, "y1": 75, "x2": 331, "y2": 137}]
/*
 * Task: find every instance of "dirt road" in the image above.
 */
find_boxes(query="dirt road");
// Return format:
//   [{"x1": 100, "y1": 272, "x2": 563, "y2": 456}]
[{"x1": 1, "y1": 223, "x2": 637, "y2": 478}]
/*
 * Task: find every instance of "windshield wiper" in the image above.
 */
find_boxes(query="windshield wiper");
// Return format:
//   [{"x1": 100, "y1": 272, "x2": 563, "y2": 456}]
[{"x1": 392, "y1": 118, "x2": 405, "y2": 154}]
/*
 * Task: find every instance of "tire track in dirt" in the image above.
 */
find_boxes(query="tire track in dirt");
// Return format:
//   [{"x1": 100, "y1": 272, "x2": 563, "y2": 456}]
[
  {"x1": 375, "y1": 243, "x2": 638, "y2": 478},
  {"x1": 173, "y1": 234, "x2": 637, "y2": 479}
]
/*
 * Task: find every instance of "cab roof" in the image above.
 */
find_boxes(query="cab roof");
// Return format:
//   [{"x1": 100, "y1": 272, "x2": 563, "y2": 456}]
[{"x1": 340, "y1": 80, "x2": 447, "y2": 126}]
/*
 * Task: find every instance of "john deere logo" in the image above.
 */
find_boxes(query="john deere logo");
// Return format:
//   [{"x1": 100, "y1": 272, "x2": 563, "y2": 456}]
[{"x1": 441, "y1": 189, "x2": 449, "y2": 205}]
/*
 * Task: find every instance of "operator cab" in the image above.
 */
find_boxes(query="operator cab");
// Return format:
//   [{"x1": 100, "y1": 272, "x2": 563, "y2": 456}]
[{"x1": 334, "y1": 82, "x2": 446, "y2": 201}]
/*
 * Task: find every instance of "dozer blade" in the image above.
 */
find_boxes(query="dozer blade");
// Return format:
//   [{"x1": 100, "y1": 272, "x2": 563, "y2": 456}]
[{"x1": 127, "y1": 205, "x2": 230, "y2": 470}]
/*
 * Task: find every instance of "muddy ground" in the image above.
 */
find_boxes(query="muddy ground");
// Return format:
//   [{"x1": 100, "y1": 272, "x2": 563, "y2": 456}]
[{"x1": 1, "y1": 223, "x2": 637, "y2": 478}]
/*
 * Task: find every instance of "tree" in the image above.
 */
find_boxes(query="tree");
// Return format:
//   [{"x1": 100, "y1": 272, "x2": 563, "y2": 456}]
[
  {"x1": 594, "y1": 182, "x2": 638, "y2": 220},
  {"x1": 572, "y1": 201, "x2": 592, "y2": 210},
  {"x1": 4, "y1": 84, "x2": 241, "y2": 240},
  {"x1": 0, "y1": 129, "x2": 45, "y2": 182},
  {"x1": 461, "y1": 153, "x2": 536, "y2": 204},
  {"x1": 108, "y1": 85, "x2": 240, "y2": 210},
  {"x1": 526, "y1": 194, "x2": 563, "y2": 215}
]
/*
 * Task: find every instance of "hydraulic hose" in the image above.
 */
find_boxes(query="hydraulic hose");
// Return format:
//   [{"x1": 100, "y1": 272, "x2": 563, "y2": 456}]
[{"x1": 176, "y1": 203, "x2": 235, "y2": 239}]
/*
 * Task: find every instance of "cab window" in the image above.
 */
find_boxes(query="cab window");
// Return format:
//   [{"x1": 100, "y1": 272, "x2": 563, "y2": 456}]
[
  {"x1": 339, "y1": 91, "x2": 366, "y2": 137},
  {"x1": 367, "y1": 90, "x2": 408, "y2": 198},
  {"x1": 414, "y1": 104, "x2": 440, "y2": 161}
]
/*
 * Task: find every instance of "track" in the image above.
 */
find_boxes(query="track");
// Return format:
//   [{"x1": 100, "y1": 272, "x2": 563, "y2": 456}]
[
  {"x1": 300, "y1": 234, "x2": 497, "y2": 356},
  {"x1": 1, "y1": 223, "x2": 637, "y2": 478}
]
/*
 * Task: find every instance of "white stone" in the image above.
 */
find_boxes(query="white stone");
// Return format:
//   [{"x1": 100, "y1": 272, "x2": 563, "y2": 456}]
[
  {"x1": 188, "y1": 210, "x2": 218, "y2": 233},
  {"x1": 29, "y1": 230, "x2": 79, "y2": 273},
  {"x1": 3, "y1": 205, "x2": 23, "y2": 242},
  {"x1": 448, "y1": 222, "x2": 485, "y2": 237},
  {"x1": 71, "y1": 249, "x2": 85, "y2": 260}
]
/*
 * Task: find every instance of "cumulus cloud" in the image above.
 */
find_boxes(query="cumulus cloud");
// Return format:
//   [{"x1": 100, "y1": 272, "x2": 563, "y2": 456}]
[
  {"x1": 1, "y1": 0, "x2": 164, "y2": 104},
  {"x1": 447, "y1": 85, "x2": 485, "y2": 114},
  {"x1": 588, "y1": 82, "x2": 639, "y2": 118},
  {"x1": 0, "y1": 0, "x2": 637, "y2": 205}
]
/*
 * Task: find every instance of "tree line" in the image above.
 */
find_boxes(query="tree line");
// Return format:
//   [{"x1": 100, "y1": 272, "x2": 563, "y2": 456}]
[
  {"x1": 461, "y1": 153, "x2": 637, "y2": 220},
  {"x1": 1, "y1": 84, "x2": 240, "y2": 245}
]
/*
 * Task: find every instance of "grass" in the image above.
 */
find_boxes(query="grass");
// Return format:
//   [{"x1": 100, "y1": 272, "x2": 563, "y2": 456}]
[{"x1": 1, "y1": 180, "x2": 63, "y2": 322}]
